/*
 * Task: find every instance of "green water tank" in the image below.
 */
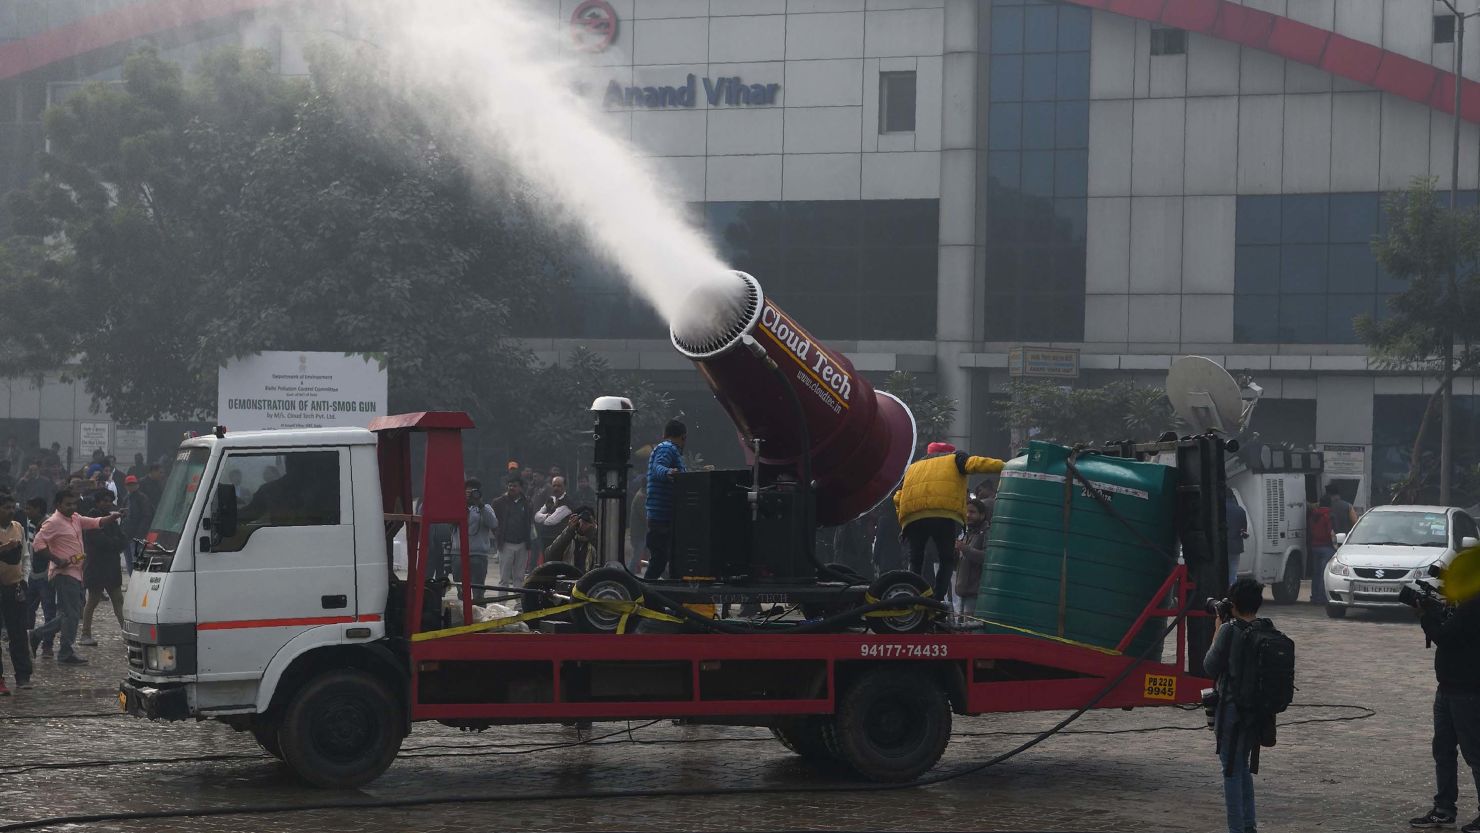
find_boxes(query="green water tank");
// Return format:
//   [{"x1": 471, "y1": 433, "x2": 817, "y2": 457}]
[{"x1": 976, "y1": 441, "x2": 1178, "y2": 656}]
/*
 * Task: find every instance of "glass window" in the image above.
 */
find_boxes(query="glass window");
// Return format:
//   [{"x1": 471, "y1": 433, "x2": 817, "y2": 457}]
[
  {"x1": 1281, "y1": 194, "x2": 1329, "y2": 244},
  {"x1": 1055, "y1": 101, "x2": 1089, "y2": 148},
  {"x1": 1329, "y1": 193, "x2": 1378, "y2": 243},
  {"x1": 1346, "y1": 510, "x2": 1449, "y2": 547},
  {"x1": 1236, "y1": 195, "x2": 1282, "y2": 244},
  {"x1": 1058, "y1": 5, "x2": 1091, "y2": 51},
  {"x1": 1328, "y1": 243, "x2": 1377, "y2": 293},
  {"x1": 1150, "y1": 27, "x2": 1187, "y2": 56},
  {"x1": 1377, "y1": 293, "x2": 1400, "y2": 321},
  {"x1": 860, "y1": 245, "x2": 936, "y2": 292},
  {"x1": 216, "y1": 450, "x2": 342, "y2": 552},
  {"x1": 1234, "y1": 294, "x2": 1280, "y2": 342},
  {"x1": 1021, "y1": 150, "x2": 1054, "y2": 197},
  {"x1": 781, "y1": 201, "x2": 859, "y2": 247},
  {"x1": 781, "y1": 246, "x2": 858, "y2": 293},
  {"x1": 1436, "y1": 14, "x2": 1457, "y2": 44},
  {"x1": 1234, "y1": 245, "x2": 1281, "y2": 294},
  {"x1": 1054, "y1": 150, "x2": 1087, "y2": 197},
  {"x1": 879, "y1": 71, "x2": 917, "y2": 133},
  {"x1": 147, "y1": 447, "x2": 211, "y2": 551},
  {"x1": 1053, "y1": 198, "x2": 1088, "y2": 245},
  {"x1": 1278, "y1": 294, "x2": 1325, "y2": 342},
  {"x1": 859, "y1": 292, "x2": 935, "y2": 339},
  {"x1": 1055, "y1": 52, "x2": 1090, "y2": 99},
  {"x1": 989, "y1": 54, "x2": 1024, "y2": 101},
  {"x1": 861, "y1": 200, "x2": 937, "y2": 246},
  {"x1": 1024, "y1": 5, "x2": 1058, "y2": 52},
  {"x1": 1280, "y1": 245, "x2": 1328, "y2": 293},
  {"x1": 988, "y1": 102, "x2": 1022, "y2": 149},
  {"x1": 1022, "y1": 102, "x2": 1055, "y2": 147},
  {"x1": 1324, "y1": 293, "x2": 1374, "y2": 343},
  {"x1": 1023, "y1": 53, "x2": 1058, "y2": 101},
  {"x1": 987, "y1": 151, "x2": 1021, "y2": 187},
  {"x1": 991, "y1": 5, "x2": 1025, "y2": 54}
]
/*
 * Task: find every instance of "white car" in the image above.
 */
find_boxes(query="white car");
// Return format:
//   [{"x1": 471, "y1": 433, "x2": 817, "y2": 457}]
[{"x1": 1323, "y1": 505, "x2": 1477, "y2": 618}]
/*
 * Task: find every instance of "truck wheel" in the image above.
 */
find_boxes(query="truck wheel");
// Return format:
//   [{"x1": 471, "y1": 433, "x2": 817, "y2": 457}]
[
  {"x1": 251, "y1": 720, "x2": 283, "y2": 760},
  {"x1": 278, "y1": 669, "x2": 403, "y2": 789},
  {"x1": 1271, "y1": 556, "x2": 1302, "y2": 604},
  {"x1": 771, "y1": 716, "x2": 835, "y2": 761},
  {"x1": 521, "y1": 561, "x2": 583, "y2": 613},
  {"x1": 832, "y1": 668, "x2": 951, "y2": 782},
  {"x1": 866, "y1": 570, "x2": 934, "y2": 635},
  {"x1": 573, "y1": 566, "x2": 642, "y2": 634}
]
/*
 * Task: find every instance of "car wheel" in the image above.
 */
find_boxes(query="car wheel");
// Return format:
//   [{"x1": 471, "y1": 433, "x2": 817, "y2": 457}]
[
  {"x1": 1271, "y1": 556, "x2": 1302, "y2": 604},
  {"x1": 1325, "y1": 604, "x2": 1348, "y2": 619}
]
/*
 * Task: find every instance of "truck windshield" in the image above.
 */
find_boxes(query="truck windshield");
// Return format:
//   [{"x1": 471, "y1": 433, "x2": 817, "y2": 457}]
[
  {"x1": 148, "y1": 447, "x2": 211, "y2": 550},
  {"x1": 1344, "y1": 511, "x2": 1448, "y2": 548}
]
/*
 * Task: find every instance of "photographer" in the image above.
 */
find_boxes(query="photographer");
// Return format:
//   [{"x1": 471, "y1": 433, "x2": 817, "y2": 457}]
[
  {"x1": 1408, "y1": 584, "x2": 1480, "y2": 832},
  {"x1": 1204, "y1": 579, "x2": 1272, "y2": 833},
  {"x1": 450, "y1": 478, "x2": 497, "y2": 588}
]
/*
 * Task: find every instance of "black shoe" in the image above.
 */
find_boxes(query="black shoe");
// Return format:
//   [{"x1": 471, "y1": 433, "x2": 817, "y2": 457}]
[
  {"x1": 57, "y1": 654, "x2": 88, "y2": 665},
  {"x1": 1460, "y1": 817, "x2": 1479, "y2": 833},
  {"x1": 1411, "y1": 809, "x2": 1457, "y2": 828}
]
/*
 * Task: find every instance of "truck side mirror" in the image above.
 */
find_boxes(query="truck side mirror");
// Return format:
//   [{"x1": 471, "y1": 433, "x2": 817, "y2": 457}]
[
  {"x1": 1334, "y1": 532, "x2": 1346, "y2": 546},
  {"x1": 215, "y1": 483, "x2": 238, "y2": 541}
]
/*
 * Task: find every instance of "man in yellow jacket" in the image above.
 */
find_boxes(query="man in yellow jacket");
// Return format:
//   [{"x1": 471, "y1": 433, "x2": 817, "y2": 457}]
[{"x1": 894, "y1": 442, "x2": 1005, "y2": 599}]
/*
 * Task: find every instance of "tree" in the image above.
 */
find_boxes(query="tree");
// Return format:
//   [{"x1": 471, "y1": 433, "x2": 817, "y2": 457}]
[
  {"x1": 880, "y1": 371, "x2": 957, "y2": 454},
  {"x1": 0, "y1": 44, "x2": 575, "y2": 447},
  {"x1": 991, "y1": 380, "x2": 1175, "y2": 446},
  {"x1": 1357, "y1": 178, "x2": 1480, "y2": 503},
  {"x1": 523, "y1": 347, "x2": 673, "y2": 467}
]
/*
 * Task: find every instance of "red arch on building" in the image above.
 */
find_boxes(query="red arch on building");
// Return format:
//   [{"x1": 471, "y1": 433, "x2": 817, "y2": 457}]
[
  {"x1": 1064, "y1": 0, "x2": 1480, "y2": 123},
  {"x1": 3, "y1": 0, "x2": 1480, "y2": 124},
  {"x1": 0, "y1": 0, "x2": 288, "y2": 81}
]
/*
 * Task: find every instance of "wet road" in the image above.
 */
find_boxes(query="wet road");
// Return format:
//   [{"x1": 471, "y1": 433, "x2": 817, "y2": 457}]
[{"x1": 0, "y1": 585, "x2": 1449, "y2": 832}]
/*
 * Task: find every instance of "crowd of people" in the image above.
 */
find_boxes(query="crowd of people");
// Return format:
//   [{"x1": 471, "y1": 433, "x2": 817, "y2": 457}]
[{"x1": 0, "y1": 445, "x2": 162, "y2": 695}]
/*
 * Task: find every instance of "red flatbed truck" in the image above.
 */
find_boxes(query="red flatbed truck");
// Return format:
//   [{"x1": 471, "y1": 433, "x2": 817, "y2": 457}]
[{"x1": 121, "y1": 409, "x2": 1217, "y2": 789}]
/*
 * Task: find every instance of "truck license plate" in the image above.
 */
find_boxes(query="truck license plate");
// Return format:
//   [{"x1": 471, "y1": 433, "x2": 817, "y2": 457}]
[{"x1": 1353, "y1": 581, "x2": 1399, "y2": 594}]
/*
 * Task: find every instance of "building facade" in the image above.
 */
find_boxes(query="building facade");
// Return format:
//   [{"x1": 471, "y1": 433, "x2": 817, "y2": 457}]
[{"x1": 5, "y1": 0, "x2": 1480, "y2": 504}]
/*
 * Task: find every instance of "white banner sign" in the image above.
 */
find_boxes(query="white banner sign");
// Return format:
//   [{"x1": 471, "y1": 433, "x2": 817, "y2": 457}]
[
  {"x1": 114, "y1": 427, "x2": 148, "y2": 466},
  {"x1": 79, "y1": 422, "x2": 111, "y2": 457},
  {"x1": 218, "y1": 352, "x2": 388, "y2": 432}
]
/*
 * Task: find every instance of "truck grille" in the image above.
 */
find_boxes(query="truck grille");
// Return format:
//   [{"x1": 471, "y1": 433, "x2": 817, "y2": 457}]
[
  {"x1": 126, "y1": 640, "x2": 145, "y2": 671},
  {"x1": 1353, "y1": 567, "x2": 1406, "y2": 579}
]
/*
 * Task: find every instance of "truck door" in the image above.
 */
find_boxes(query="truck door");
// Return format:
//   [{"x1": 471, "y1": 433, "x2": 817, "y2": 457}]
[{"x1": 195, "y1": 448, "x2": 356, "y2": 690}]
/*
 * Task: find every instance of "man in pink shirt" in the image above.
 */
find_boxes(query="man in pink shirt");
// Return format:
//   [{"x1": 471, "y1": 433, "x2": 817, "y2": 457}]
[{"x1": 28, "y1": 490, "x2": 121, "y2": 665}]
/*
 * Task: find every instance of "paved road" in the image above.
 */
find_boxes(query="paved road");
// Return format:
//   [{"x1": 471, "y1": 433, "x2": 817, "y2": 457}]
[{"x1": 0, "y1": 583, "x2": 1460, "y2": 832}]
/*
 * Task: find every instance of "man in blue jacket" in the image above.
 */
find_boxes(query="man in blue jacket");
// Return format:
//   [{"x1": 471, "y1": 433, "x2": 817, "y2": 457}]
[{"x1": 643, "y1": 420, "x2": 687, "y2": 580}]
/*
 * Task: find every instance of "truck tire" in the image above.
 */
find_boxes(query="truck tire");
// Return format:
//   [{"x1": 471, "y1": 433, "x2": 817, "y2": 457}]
[
  {"x1": 1271, "y1": 556, "x2": 1302, "y2": 604},
  {"x1": 278, "y1": 669, "x2": 403, "y2": 789},
  {"x1": 832, "y1": 667, "x2": 951, "y2": 782},
  {"x1": 771, "y1": 716, "x2": 834, "y2": 761},
  {"x1": 573, "y1": 566, "x2": 642, "y2": 634},
  {"x1": 521, "y1": 561, "x2": 583, "y2": 614},
  {"x1": 866, "y1": 571, "x2": 935, "y2": 635}
]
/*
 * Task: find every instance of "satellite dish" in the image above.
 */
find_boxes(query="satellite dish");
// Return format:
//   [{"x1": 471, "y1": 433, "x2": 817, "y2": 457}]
[{"x1": 1166, "y1": 356, "x2": 1246, "y2": 434}]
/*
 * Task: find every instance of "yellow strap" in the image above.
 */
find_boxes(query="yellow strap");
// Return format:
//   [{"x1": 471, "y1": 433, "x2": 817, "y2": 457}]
[
  {"x1": 953, "y1": 612, "x2": 1123, "y2": 656},
  {"x1": 861, "y1": 589, "x2": 939, "y2": 618},
  {"x1": 569, "y1": 587, "x2": 687, "y2": 626},
  {"x1": 410, "y1": 601, "x2": 585, "y2": 642}
]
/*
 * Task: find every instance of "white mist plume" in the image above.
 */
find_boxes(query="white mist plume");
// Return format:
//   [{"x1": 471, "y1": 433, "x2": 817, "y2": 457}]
[{"x1": 350, "y1": 0, "x2": 739, "y2": 338}]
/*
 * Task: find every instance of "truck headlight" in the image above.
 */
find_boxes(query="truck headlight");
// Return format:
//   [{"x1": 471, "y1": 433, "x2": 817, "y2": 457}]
[{"x1": 145, "y1": 645, "x2": 177, "y2": 672}]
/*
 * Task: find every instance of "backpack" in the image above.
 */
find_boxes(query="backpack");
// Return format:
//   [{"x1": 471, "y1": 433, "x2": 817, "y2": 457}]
[{"x1": 1231, "y1": 618, "x2": 1296, "y2": 718}]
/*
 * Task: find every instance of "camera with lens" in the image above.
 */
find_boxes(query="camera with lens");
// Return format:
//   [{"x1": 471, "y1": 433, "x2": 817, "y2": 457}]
[
  {"x1": 1201, "y1": 687, "x2": 1219, "y2": 729},
  {"x1": 1204, "y1": 597, "x2": 1232, "y2": 621},
  {"x1": 1397, "y1": 562, "x2": 1447, "y2": 610}
]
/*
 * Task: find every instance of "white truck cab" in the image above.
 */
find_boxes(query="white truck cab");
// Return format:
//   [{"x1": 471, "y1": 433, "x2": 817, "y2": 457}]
[{"x1": 121, "y1": 427, "x2": 390, "y2": 721}]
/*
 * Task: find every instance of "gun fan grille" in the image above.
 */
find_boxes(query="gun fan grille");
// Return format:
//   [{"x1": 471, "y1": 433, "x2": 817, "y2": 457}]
[{"x1": 670, "y1": 271, "x2": 762, "y2": 359}]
